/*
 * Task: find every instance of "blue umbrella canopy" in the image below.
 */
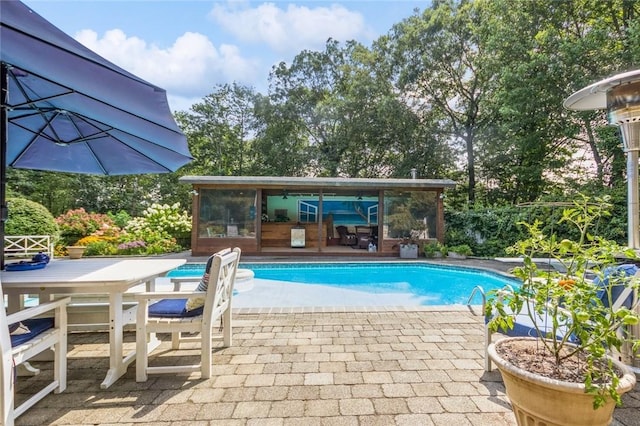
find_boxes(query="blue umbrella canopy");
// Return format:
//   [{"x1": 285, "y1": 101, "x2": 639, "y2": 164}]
[
  {"x1": 0, "y1": 0, "x2": 193, "y2": 268},
  {"x1": 1, "y1": 0, "x2": 192, "y2": 174}
]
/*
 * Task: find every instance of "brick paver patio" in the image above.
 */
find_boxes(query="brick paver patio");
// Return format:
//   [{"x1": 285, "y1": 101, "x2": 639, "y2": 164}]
[{"x1": 13, "y1": 307, "x2": 640, "y2": 425}]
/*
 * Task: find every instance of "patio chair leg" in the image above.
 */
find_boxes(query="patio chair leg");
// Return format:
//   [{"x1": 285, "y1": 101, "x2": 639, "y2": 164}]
[
  {"x1": 485, "y1": 326, "x2": 493, "y2": 372},
  {"x1": 172, "y1": 332, "x2": 180, "y2": 349},
  {"x1": 54, "y1": 338, "x2": 67, "y2": 393},
  {"x1": 136, "y1": 303, "x2": 149, "y2": 382},
  {"x1": 202, "y1": 328, "x2": 212, "y2": 379},
  {"x1": 223, "y1": 308, "x2": 232, "y2": 347}
]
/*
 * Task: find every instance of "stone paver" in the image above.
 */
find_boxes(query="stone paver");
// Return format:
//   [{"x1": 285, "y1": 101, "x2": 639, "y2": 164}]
[{"x1": 12, "y1": 309, "x2": 640, "y2": 426}]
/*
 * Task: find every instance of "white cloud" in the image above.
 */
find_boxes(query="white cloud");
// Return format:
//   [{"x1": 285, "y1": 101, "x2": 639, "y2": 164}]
[
  {"x1": 74, "y1": 29, "x2": 260, "y2": 111},
  {"x1": 209, "y1": 2, "x2": 373, "y2": 54},
  {"x1": 68, "y1": 2, "x2": 375, "y2": 112}
]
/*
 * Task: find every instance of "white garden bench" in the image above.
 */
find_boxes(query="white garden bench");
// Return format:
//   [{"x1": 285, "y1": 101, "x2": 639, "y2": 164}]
[{"x1": 4, "y1": 236, "x2": 54, "y2": 259}]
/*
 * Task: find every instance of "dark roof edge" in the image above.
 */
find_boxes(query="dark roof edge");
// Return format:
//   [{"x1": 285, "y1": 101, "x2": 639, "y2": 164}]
[{"x1": 179, "y1": 176, "x2": 457, "y2": 189}]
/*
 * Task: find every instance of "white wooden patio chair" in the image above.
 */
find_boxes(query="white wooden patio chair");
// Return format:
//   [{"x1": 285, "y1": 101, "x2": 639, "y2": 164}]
[
  {"x1": 1, "y1": 284, "x2": 69, "y2": 426},
  {"x1": 135, "y1": 248, "x2": 240, "y2": 382}
]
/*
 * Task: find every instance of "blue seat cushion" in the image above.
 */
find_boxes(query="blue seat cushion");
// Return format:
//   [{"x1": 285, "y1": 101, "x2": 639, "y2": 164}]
[
  {"x1": 10, "y1": 317, "x2": 54, "y2": 347},
  {"x1": 148, "y1": 299, "x2": 204, "y2": 318}
]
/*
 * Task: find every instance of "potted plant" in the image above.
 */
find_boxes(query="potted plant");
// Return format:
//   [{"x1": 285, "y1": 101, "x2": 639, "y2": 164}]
[
  {"x1": 447, "y1": 244, "x2": 472, "y2": 259},
  {"x1": 65, "y1": 245, "x2": 86, "y2": 259},
  {"x1": 66, "y1": 236, "x2": 90, "y2": 259},
  {"x1": 423, "y1": 241, "x2": 444, "y2": 258},
  {"x1": 397, "y1": 234, "x2": 420, "y2": 258},
  {"x1": 485, "y1": 195, "x2": 639, "y2": 426}
]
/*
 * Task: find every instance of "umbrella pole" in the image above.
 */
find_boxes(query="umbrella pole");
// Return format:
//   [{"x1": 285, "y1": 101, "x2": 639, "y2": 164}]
[{"x1": 1, "y1": 63, "x2": 8, "y2": 270}]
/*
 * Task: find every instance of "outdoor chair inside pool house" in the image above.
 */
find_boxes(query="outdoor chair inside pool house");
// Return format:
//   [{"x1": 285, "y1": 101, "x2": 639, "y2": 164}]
[{"x1": 134, "y1": 248, "x2": 240, "y2": 382}]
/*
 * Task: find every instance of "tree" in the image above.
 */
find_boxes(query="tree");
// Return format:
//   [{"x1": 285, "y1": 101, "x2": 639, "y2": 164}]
[
  {"x1": 269, "y1": 38, "x2": 450, "y2": 178},
  {"x1": 478, "y1": 0, "x2": 639, "y2": 203},
  {"x1": 177, "y1": 83, "x2": 260, "y2": 176},
  {"x1": 248, "y1": 94, "x2": 312, "y2": 176},
  {"x1": 387, "y1": 0, "x2": 492, "y2": 204}
]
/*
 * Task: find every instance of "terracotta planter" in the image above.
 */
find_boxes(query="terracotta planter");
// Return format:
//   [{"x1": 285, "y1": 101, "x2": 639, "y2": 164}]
[
  {"x1": 66, "y1": 246, "x2": 86, "y2": 259},
  {"x1": 488, "y1": 337, "x2": 636, "y2": 426}
]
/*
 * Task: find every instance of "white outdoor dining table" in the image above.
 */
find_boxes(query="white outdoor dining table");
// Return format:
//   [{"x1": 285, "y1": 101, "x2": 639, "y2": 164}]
[{"x1": 0, "y1": 258, "x2": 186, "y2": 388}]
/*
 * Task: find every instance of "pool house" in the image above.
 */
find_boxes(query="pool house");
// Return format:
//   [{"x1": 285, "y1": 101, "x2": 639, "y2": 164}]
[{"x1": 179, "y1": 176, "x2": 456, "y2": 257}]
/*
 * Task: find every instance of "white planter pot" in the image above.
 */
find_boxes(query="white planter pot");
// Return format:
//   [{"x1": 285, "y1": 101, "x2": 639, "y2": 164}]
[
  {"x1": 399, "y1": 244, "x2": 418, "y2": 259},
  {"x1": 447, "y1": 252, "x2": 467, "y2": 260},
  {"x1": 488, "y1": 337, "x2": 636, "y2": 426},
  {"x1": 424, "y1": 251, "x2": 443, "y2": 259}
]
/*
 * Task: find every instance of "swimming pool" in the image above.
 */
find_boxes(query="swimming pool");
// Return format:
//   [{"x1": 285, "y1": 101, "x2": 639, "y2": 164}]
[{"x1": 166, "y1": 262, "x2": 518, "y2": 308}]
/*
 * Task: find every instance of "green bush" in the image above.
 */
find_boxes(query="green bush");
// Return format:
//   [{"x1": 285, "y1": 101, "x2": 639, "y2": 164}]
[
  {"x1": 108, "y1": 210, "x2": 132, "y2": 229},
  {"x1": 448, "y1": 244, "x2": 473, "y2": 256},
  {"x1": 442, "y1": 200, "x2": 628, "y2": 258},
  {"x1": 5, "y1": 197, "x2": 59, "y2": 238},
  {"x1": 84, "y1": 240, "x2": 118, "y2": 256},
  {"x1": 444, "y1": 206, "x2": 527, "y2": 257}
]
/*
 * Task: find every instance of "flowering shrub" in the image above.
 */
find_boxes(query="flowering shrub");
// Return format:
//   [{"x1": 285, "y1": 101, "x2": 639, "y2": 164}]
[
  {"x1": 145, "y1": 238, "x2": 179, "y2": 255},
  {"x1": 127, "y1": 203, "x2": 191, "y2": 238},
  {"x1": 53, "y1": 245, "x2": 68, "y2": 257},
  {"x1": 56, "y1": 208, "x2": 117, "y2": 245},
  {"x1": 126, "y1": 203, "x2": 191, "y2": 238},
  {"x1": 120, "y1": 228, "x2": 181, "y2": 253},
  {"x1": 91, "y1": 222, "x2": 122, "y2": 239},
  {"x1": 53, "y1": 203, "x2": 191, "y2": 256},
  {"x1": 124, "y1": 203, "x2": 191, "y2": 252},
  {"x1": 117, "y1": 240, "x2": 147, "y2": 255},
  {"x1": 84, "y1": 240, "x2": 118, "y2": 256},
  {"x1": 76, "y1": 235, "x2": 119, "y2": 256},
  {"x1": 76, "y1": 235, "x2": 117, "y2": 246}
]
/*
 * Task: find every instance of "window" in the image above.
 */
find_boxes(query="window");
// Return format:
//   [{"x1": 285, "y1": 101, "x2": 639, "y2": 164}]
[
  {"x1": 197, "y1": 189, "x2": 257, "y2": 238},
  {"x1": 298, "y1": 201, "x2": 317, "y2": 223},
  {"x1": 383, "y1": 191, "x2": 437, "y2": 239}
]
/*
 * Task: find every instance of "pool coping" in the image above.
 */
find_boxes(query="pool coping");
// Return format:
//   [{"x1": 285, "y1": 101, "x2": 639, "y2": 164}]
[{"x1": 233, "y1": 304, "x2": 484, "y2": 315}]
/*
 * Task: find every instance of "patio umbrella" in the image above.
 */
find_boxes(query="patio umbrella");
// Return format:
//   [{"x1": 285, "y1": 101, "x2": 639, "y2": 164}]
[{"x1": 0, "y1": 0, "x2": 193, "y2": 266}]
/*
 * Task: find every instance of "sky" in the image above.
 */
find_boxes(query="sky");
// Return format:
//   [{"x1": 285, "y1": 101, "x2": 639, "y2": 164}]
[{"x1": 22, "y1": 0, "x2": 432, "y2": 112}]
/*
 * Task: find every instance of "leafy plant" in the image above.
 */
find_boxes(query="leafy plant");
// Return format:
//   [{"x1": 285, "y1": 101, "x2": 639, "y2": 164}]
[
  {"x1": 83, "y1": 240, "x2": 118, "y2": 256},
  {"x1": 485, "y1": 194, "x2": 640, "y2": 408},
  {"x1": 423, "y1": 241, "x2": 444, "y2": 258},
  {"x1": 448, "y1": 244, "x2": 472, "y2": 256},
  {"x1": 75, "y1": 235, "x2": 119, "y2": 256},
  {"x1": 107, "y1": 210, "x2": 132, "y2": 229}
]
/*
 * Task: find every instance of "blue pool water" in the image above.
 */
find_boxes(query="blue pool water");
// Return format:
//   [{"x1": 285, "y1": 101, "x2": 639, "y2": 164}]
[{"x1": 167, "y1": 262, "x2": 518, "y2": 307}]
